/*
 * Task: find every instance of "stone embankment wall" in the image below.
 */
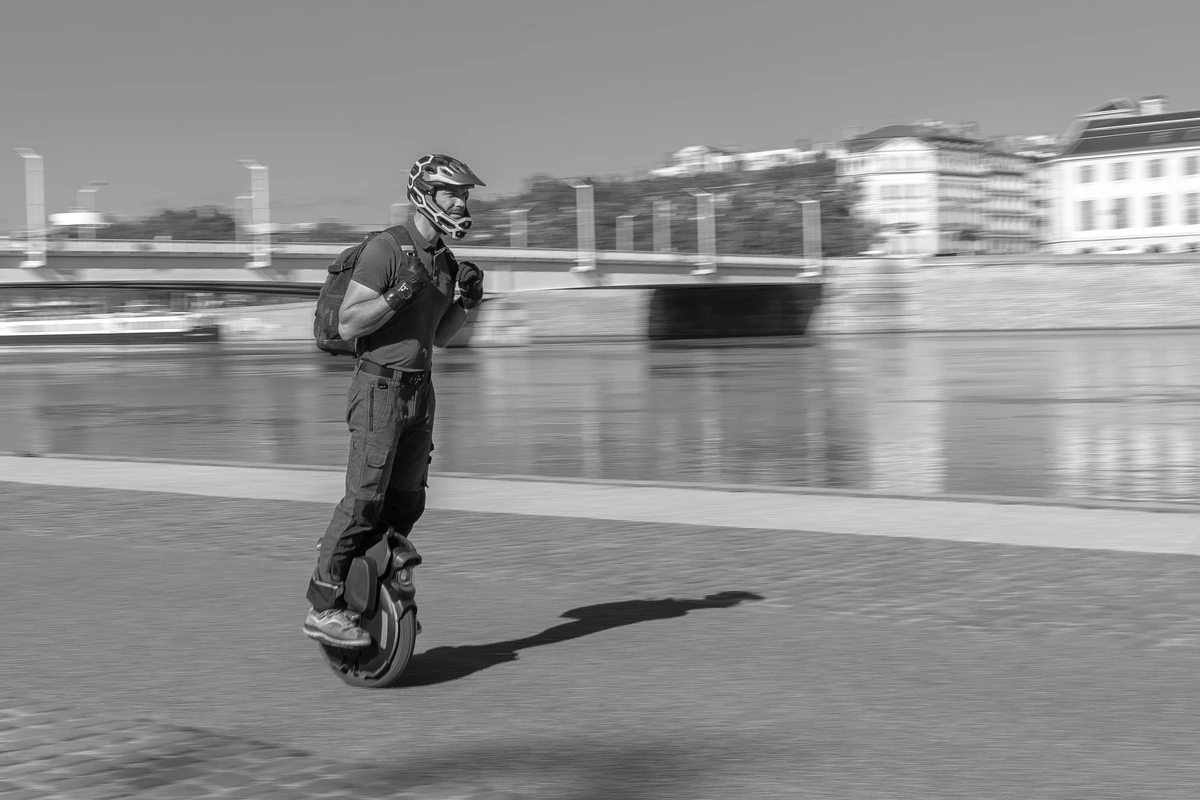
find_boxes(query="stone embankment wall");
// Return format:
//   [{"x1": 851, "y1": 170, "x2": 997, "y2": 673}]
[
  {"x1": 808, "y1": 256, "x2": 1200, "y2": 334},
  {"x1": 208, "y1": 256, "x2": 1200, "y2": 346},
  {"x1": 806, "y1": 259, "x2": 907, "y2": 335},
  {"x1": 911, "y1": 260, "x2": 1200, "y2": 331}
]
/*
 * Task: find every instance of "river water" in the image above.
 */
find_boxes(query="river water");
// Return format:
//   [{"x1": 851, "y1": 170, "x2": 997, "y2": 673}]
[{"x1": 1, "y1": 332, "x2": 1198, "y2": 506}]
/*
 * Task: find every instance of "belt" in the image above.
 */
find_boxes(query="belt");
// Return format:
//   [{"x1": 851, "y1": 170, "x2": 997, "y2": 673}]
[{"x1": 357, "y1": 360, "x2": 431, "y2": 385}]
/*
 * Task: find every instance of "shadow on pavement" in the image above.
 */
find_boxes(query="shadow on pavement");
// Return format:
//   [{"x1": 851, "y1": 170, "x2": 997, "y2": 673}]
[{"x1": 398, "y1": 590, "x2": 764, "y2": 687}]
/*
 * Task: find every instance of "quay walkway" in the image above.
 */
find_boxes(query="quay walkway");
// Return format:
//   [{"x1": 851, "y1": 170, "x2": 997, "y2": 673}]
[{"x1": 2, "y1": 455, "x2": 1198, "y2": 798}]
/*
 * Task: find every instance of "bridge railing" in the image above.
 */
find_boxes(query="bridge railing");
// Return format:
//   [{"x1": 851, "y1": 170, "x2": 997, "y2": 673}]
[
  {"x1": 0, "y1": 237, "x2": 817, "y2": 266},
  {"x1": 0, "y1": 239, "x2": 257, "y2": 255}
]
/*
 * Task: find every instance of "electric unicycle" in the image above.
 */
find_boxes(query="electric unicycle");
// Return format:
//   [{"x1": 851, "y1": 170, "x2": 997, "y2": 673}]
[{"x1": 318, "y1": 531, "x2": 422, "y2": 688}]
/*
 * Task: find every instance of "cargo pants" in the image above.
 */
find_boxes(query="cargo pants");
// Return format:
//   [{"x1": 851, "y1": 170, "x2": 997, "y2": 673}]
[{"x1": 306, "y1": 363, "x2": 435, "y2": 611}]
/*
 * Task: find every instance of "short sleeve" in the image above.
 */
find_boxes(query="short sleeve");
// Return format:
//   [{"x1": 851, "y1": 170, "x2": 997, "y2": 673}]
[{"x1": 350, "y1": 235, "x2": 400, "y2": 294}]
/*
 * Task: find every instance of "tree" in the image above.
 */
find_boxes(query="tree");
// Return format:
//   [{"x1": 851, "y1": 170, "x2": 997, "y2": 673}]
[
  {"x1": 298, "y1": 221, "x2": 363, "y2": 243},
  {"x1": 98, "y1": 207, "x2": 235, "y2": 241},
  {"x1": 466, "y1": 159, "x2": 875, "y2": 257}
]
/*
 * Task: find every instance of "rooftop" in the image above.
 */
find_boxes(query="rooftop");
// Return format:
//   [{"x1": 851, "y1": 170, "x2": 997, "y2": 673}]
[
  {"x1": 846, "y1": 123, "x2": 985, "y2": 153},
  {"x1": 1060, "y1": 108, "x2": 1200, "y2": 157}
]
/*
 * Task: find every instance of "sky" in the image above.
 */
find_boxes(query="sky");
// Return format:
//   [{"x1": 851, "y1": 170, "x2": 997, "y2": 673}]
[{"x1": 3, "y1": 0, "x2": 1200, "y2": 229}]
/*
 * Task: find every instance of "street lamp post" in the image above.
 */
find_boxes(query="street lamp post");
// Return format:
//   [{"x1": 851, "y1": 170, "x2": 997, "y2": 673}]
[
  {"x1": 76, "y1": 181, "x2": 107, "y2": 212},
  {"x1": 616, "y1": 212, "x2": 637, "y2": 252},
  {"x1": 234, "y1": 194, "x2": 253, "y2": 242},
  {"x1": 75, "y1": 181, "x2": 108, "y2": 240},
  {"x1": 793, "y1": 195, "x2": 822, "y2": 277},
  {"x1": 509, "y1": 207, "x2": 529, "y2": 249},
  {"x1": 239, "y1": 160, "x2": 271, "y2": 269},
  {"x1": 685, "y1": 188, "x2": 716, "y2": 276},
  {"x1": 504, "y1": 206, "x2": 533, "y2": 295},
  {"x1": 652, "y1": 198, "x2": 671, "y2": 253},
  {"x1": 13, "y1": 148, "x2": 46, "y2": 268},
  {"x1": 564, "y1": 179, "x2": 595, "y2": 272}
]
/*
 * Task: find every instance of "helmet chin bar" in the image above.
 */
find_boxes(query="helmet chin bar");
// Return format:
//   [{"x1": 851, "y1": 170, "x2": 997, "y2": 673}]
[{"x1": 413, "y1": 189, "x2": 473, "y2": 240}]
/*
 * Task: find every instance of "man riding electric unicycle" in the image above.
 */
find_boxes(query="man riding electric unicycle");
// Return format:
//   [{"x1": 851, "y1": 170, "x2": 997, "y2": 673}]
[{"x1": 304, "y1": 154, "x2": 486, "y2": 687}]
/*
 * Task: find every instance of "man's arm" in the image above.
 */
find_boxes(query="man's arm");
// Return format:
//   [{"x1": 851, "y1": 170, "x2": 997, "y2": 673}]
[
  {"x1": 337, "y1": 280, "x2": 394, "y2": 341},
  {"x1": 433, "y1": 301, "x2": 470, "y2": 348},
  {"x1": 337, "y1": 234, "x2": 423, "y2": 341}
]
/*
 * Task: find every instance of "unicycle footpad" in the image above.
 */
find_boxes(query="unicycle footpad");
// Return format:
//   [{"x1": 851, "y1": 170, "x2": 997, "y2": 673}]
[{"x1": 344, "y1": 556, "x2": 378, "y2": 615}]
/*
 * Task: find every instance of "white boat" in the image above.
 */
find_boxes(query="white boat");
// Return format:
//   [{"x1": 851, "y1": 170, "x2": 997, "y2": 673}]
[{"x1": 0, "y1": 312, "x2": 220, "y2": 345}]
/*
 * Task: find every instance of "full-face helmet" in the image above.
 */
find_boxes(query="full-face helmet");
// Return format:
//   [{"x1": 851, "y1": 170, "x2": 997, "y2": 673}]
[{"x1": 407, "y1": 154, "x2": 485, "y2": 240}]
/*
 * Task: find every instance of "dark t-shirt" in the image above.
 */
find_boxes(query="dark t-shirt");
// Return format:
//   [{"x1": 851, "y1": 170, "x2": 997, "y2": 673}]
[{"x1": 352, "y1": 221, "x2": 457, "y2": 370}]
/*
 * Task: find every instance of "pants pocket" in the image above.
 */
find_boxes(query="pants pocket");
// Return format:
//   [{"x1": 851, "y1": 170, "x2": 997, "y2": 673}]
[
  {"x1": 366, "y1": 444, "x2": 389, "y2": 470},
  {"x1": 368, "y1": 379, "x2": 402, "y2": 433},
  {"x1": 354, "y1": 442, "x2": 393, "y2": 505}
]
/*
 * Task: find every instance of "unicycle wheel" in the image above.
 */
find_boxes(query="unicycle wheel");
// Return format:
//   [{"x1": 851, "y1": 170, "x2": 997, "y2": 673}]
[{"x1": 319, "y1": 589, "x2": 417, "y2": 688}]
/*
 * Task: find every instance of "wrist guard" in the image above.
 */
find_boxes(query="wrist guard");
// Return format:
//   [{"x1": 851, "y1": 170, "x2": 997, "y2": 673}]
[{"x1": 383, "y1": 264, "x2": 427, "y2": 311}]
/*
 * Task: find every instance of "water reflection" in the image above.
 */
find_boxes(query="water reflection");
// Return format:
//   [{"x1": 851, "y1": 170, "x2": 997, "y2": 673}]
[
  {"x1": 1052, "y1": 337, "x2": 1199, "y2": 503},
  {"x1": 0, "y1": 332, "x2": 1196, "y2": 506}
]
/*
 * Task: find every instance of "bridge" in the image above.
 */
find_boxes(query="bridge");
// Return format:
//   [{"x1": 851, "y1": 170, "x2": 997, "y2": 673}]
[{"x1": 0, "y1": 239, "x2": 821, "y2": 294}]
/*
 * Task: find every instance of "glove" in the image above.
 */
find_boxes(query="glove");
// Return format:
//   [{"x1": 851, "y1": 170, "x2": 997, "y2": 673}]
[{"x1": 457, "y1": 260, "x2": 485, "y2": 310}]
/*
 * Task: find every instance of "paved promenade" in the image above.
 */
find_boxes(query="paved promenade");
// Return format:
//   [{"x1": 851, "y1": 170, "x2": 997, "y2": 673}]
[{"x1": 2, "y1": 456, "x2": 1199, "y2": 799}]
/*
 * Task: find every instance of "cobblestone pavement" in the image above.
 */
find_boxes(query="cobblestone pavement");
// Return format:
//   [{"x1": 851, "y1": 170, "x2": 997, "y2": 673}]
[
  {"x1": 7, "y1": 482, "x2": 1200, "y2": 649},
  {"x1": 0, "y1": 701, "x2": 323, "y2": 800},
  {"x1": 0, "y1": 697, "x2": 604, "y2": 799},
  {"x1": 4, "y1": 481, "x2": 1200, "y2": 799}
]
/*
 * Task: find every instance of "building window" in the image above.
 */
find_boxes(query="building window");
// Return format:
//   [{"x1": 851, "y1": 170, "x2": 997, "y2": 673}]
[
  {"x1": 1186, "y1": 156, "x2": 1200, "y2": 176},
  {"x1": 1148, "y1": 195, "x2": 1167, "y2": 227},
  {"x1": 1111, "y1": 198, "x2": 1129, "y2": 229},
  {"x1": 1148, "y1": 159, "x2": 1166, "y2": 179},
  {"x1": 1079, "y1": 165, "x2": 1095, "y2": 183},
  {"x1": 1112, "y1": 162, "x2": 1129, "y2": 181},
  {"x1": 1079, "y1": 200, "x2": 1095, "y2": 231},
  {"x1": 1187, "y1": 193, "x2": 1200, "y2": 226}
]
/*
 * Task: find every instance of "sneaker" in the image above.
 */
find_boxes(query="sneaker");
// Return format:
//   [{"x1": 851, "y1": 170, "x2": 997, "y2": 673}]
[{"x1": 303, "y1": 607, "x2": 372, "y2": 648}]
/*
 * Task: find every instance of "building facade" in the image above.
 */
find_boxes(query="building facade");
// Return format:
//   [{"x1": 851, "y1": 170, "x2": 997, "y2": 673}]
[
  {"x1": 839, "y1": 124, "x2": 1040, "y2": 256},
  {"x1": 1047, "y1": 96, "x2": 1200, "y2": 254}
]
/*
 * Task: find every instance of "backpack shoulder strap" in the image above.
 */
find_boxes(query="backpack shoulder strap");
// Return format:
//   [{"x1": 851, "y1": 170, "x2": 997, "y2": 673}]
[
  {"x1": 440, "y1": 245, "x2": 460, "y2": 282},
  {"x1": 374, "y1": 225, "x2": 423, "y2": 272},
  {"x1": 380, "y1": 224, "x2": 416, "y2": 255}
]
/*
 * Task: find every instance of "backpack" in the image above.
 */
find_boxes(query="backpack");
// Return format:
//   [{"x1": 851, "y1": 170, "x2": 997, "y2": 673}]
[{"x1": 314, "y1": 225, "x2": 417, "y2": 356}]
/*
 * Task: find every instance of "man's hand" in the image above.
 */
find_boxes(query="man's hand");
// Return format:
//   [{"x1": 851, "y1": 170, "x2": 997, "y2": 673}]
[{"x1": 457, "y1": 260, "x2": 485, "y2": 309}]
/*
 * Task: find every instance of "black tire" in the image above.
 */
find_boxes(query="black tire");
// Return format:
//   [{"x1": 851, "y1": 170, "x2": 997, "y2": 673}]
[{"x1": 319, "y1": 589, "x2": 417, "y2": 688}]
